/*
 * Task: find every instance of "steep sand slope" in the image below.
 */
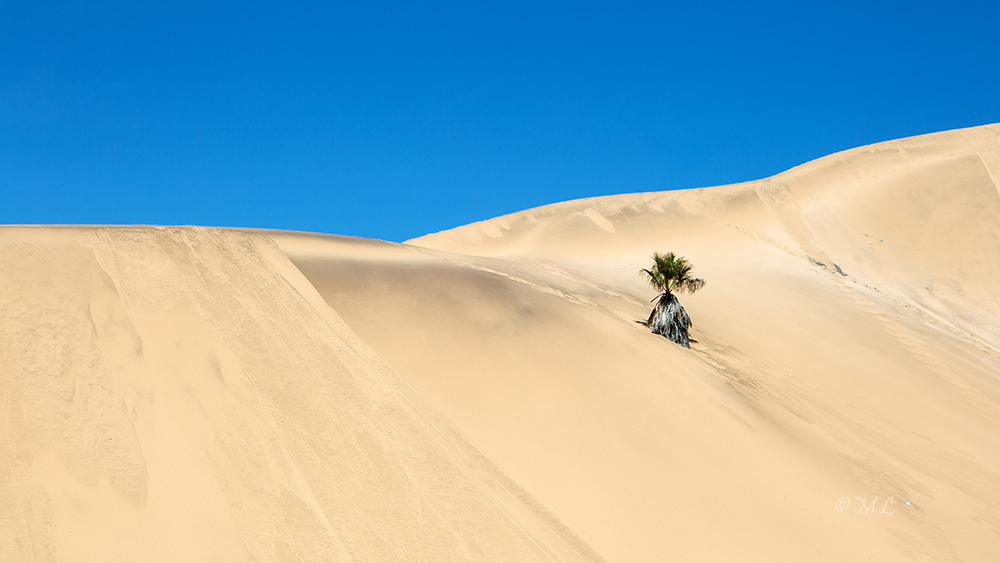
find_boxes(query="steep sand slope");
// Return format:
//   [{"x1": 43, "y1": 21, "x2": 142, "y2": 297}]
[
  {"x1": 282, "y1": 124, "x2": 1000, "y2": 562},
  {"x1": 0, "y1": 227, "x2": 600, "y2": 563}
]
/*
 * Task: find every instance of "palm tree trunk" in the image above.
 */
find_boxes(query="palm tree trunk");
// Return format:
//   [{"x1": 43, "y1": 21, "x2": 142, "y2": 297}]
[{"x1": 646, "y1": 292, "x2": 693, "y2": 348}]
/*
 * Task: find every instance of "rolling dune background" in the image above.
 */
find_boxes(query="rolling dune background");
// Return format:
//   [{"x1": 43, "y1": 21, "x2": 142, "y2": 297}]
[{"x1": 3, "y1": 124, "x2": 1000, "y2": 562}]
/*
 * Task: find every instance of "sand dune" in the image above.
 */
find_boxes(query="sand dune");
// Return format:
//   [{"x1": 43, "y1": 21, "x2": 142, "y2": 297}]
[
  {"x1": 3, "y1": 124, "x2": 1000, "y2": 562},
  {"x1": 0, "y1": 228, "x2": 598, "y2": 562}
]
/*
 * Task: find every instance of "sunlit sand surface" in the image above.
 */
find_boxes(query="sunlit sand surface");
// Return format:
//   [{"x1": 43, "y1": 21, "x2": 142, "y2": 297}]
[{"x1": 3, "y1": 124, "x2": 999, "y2": 561}]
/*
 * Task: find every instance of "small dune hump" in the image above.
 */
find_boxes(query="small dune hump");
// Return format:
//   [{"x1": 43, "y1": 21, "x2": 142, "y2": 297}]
[{"x1": 583, "y1": 208, "x2": 616, "y2": 233}]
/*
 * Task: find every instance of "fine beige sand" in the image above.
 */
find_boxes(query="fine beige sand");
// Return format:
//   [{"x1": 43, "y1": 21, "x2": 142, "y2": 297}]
[{"x1": 3, "y1": 124, "x2": 1000, "y2": 562}]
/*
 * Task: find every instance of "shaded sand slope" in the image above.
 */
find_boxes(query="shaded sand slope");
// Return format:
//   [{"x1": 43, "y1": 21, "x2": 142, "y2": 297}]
[
  {"x1": 283, "y1": 124, "x2": 1000, "y2": 562},
  {"x1": 0, "y1": 227, "x2": 601, "y2": 562}
]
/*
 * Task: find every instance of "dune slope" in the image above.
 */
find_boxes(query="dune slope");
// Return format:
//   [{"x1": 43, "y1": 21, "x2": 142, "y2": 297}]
[
  {"x1": 283, "y1": 124, "x2": 1000, "y2": 562},
  {"x1": 0, "y1": 227, "x2": 599, "y2": 563}
]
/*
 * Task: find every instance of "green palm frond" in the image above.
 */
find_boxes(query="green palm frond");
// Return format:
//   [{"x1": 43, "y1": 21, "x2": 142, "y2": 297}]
[{"x1": 639, "y1": 251, "x2": 705, "y2": 296}]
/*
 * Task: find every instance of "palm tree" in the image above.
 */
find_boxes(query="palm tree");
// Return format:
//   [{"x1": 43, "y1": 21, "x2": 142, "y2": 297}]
[{"x1": 639, "y1": 252, "x2": 705, "y2": 348}]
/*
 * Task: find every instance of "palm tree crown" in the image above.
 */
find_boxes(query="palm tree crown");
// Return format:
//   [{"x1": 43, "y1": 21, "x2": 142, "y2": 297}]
[{"x1": 640, "y1": 252, "x2": 705, "y2": 297}]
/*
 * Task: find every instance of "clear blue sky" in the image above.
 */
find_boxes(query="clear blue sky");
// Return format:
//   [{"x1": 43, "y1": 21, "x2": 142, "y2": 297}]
[{"x1": 3, "y1": 1, "x2": 998, "y2": 242}]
